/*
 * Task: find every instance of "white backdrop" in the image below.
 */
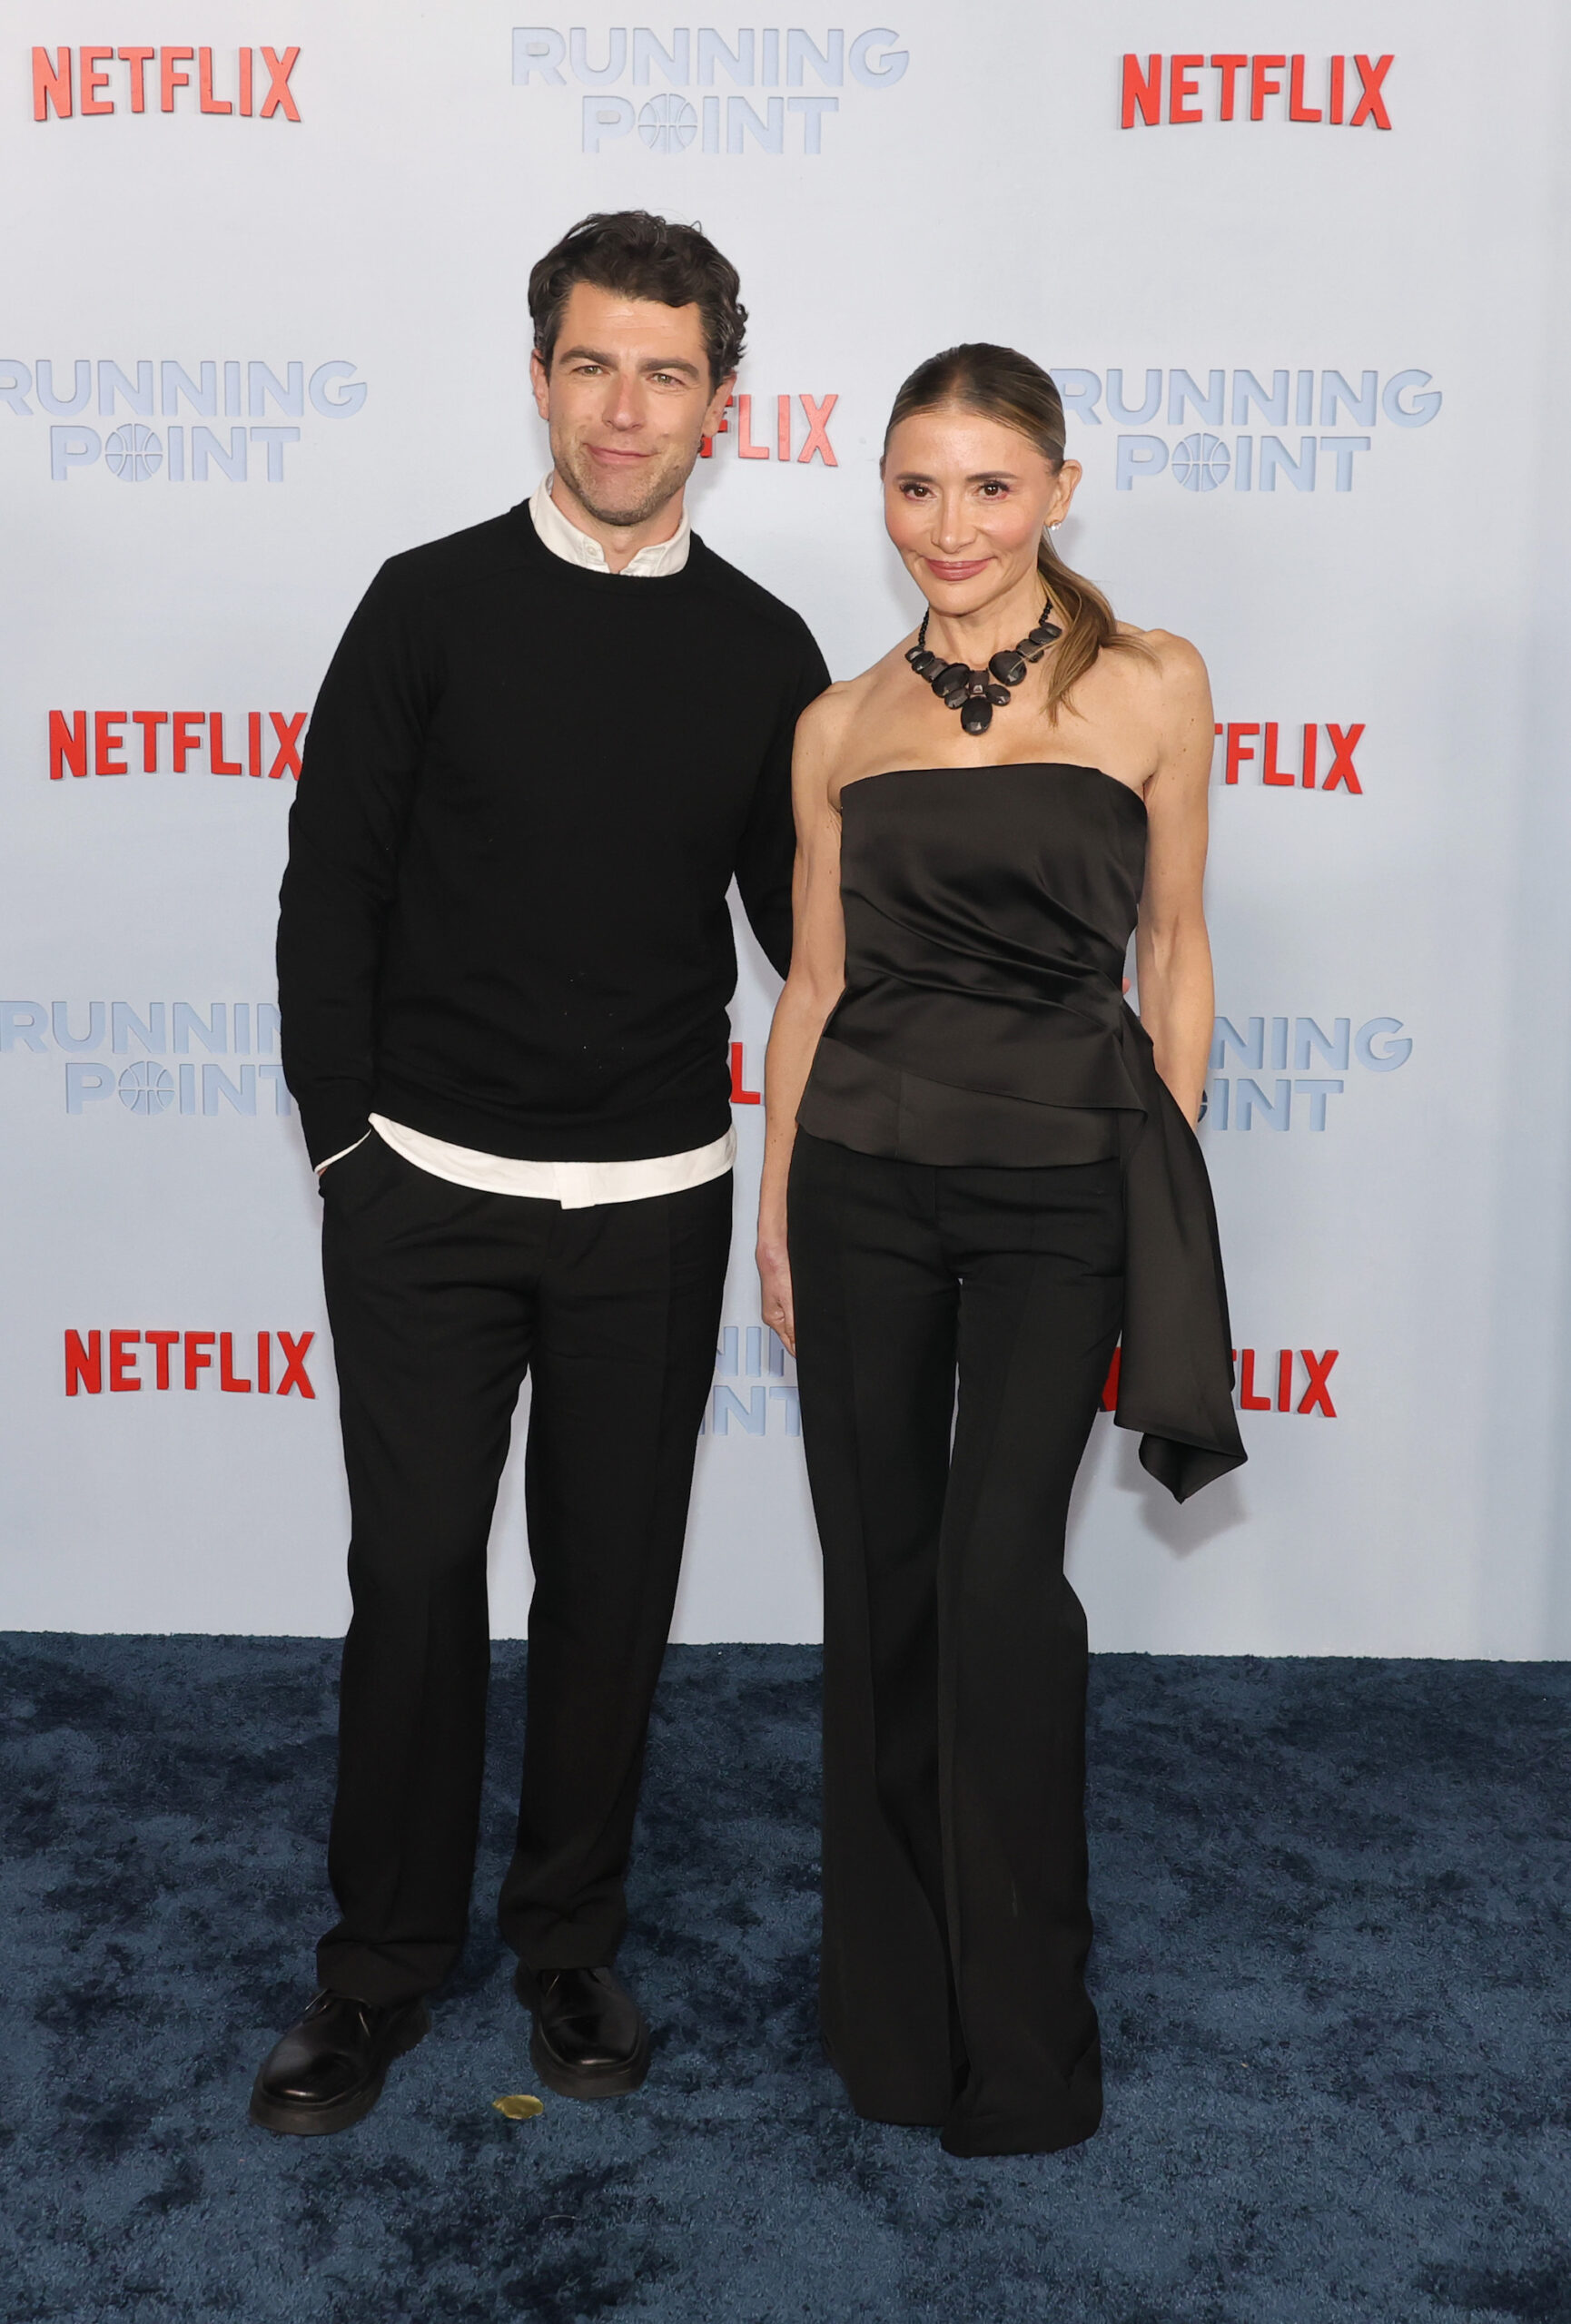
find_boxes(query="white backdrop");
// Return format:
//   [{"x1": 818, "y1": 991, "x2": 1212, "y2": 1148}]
[{"x1": 5, "y1": 0, "x2": 1570, "y2": 1656}]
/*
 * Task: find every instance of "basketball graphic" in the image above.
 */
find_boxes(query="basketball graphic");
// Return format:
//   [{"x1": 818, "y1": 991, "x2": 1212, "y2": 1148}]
[
  {"x1": 1171, "y1": 433, "x2": 1231, "y2": 492},
  {"x1": 117, "y1": 1061, "x2": 175, "y2": 1114},
  {"x1": 104, "y1": 425, "x2": 163, "y2": 483},
  {"x1": 638, "y1": 94, "x2": 697, "y2": 152}
]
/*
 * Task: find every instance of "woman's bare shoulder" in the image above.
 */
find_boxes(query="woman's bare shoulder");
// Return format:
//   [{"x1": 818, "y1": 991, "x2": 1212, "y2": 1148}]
[
  {"x1": 1107, "y1": 626, "x2": 1214, "y2": 786},
  {"x1": 1113, "y1": 622, "x2": 1210, "y2": 702}
]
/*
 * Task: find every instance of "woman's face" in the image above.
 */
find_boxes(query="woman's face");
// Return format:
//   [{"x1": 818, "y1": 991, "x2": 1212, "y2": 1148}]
[{"x1": 883, "y1": 402, "x2": 1081, "y2": 616}]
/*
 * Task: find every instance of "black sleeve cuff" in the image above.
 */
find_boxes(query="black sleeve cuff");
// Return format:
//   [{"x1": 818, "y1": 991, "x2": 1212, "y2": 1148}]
[{"x1": 297, "y1": 1099, "x2": 373, "y2": 1171}]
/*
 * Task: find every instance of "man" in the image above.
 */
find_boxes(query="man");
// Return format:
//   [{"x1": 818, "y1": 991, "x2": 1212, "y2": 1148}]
[{"x1": 252, "y1": 211, "x2": 828, "y2": 2135}]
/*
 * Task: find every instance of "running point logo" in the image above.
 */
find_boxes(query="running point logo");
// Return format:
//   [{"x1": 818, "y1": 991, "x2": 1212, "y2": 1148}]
[
  {"x1": 1203, "y1": 1016, "x2": 1412, "y2": 1133},
  {"x1": 701, "y1": 392, "x2": 837, "y2": 464},
  {"x1": 1120, "y1": 54, "x2": 1393, "y2": 131},
  {"x1": 1212, "y1": 722, "x2": 1363, "y2": 793},
  {"x1": 48, "y1": 710, "x2": 307, "y2": 781},
  {"x1": 1051, "y1": 369, "x2": 1440, "y2": 496},
  {"x1": 702, "y1": 1323, "x2": 799, "y2": 1436},
  {"x1": 0, "y1": 1001, "x2": 292, "y2": 1118},
  {"x1": 32, "y1": 44, "x2": 300, "y2": 120},
  {"x1": 0, "y1": 359, "x2": 367, "y2": 484},
  {"x1": 1099, "y1": 1344, "x2": 1339, "y2": 1416},
  {"x1": 64, "y1": 1328, "x2": 316, "y2": 1399},
  {"x1": 511, "y1": 25, "x2": 907, "y2": 156},
  {"x1": 5, "y1": 1009, "x2": 763, "y2": 1122}
]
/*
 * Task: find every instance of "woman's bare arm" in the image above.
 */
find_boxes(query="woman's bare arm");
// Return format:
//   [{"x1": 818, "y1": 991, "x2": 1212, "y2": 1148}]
[
  {"x1": 756, "y1": 689, "x2": 854, "y2": 1354},
  {"x1": 1132, "y1": 636, "x2": 1216, "y2": 1124}
]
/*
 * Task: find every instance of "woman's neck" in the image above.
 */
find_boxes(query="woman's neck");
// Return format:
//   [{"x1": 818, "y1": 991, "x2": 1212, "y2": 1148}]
[{"x1": 922, "y1": 576, "x2": 1050, "y2": 668}]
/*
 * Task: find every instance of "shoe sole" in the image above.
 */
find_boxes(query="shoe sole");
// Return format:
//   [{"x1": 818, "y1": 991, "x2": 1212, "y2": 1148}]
[
  {"x1": 529, "y1": 2019, "x2": 650, "y2": 2101},
  {"x1": 247, "y1": 2001, "x2": 431, "y2": 2137}
]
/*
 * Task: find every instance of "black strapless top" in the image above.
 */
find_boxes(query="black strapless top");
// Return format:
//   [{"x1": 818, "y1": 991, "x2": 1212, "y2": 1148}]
[{"x1": 798, "y1": 764, "x2": 1245, "y2": 1502}]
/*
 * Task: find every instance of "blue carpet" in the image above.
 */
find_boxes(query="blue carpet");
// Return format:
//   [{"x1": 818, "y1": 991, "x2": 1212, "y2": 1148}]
[{"x1": 0, "y1": 1639, "x2": 1566, "y2": 2323}]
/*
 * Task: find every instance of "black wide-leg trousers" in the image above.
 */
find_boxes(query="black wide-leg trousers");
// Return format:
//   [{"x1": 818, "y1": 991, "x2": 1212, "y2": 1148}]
[
  {"x1": 788, "y1": 1130, "x2": 1123, "y2": 2158},
  {"x1": 313, "y1": 1129, "x2": 730, "y2": 2006}
]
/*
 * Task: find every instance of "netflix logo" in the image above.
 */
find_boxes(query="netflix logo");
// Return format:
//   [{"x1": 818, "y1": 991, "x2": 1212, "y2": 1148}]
[
  {"x1": 1213, "y1": 723, "x2": 1363, "y2": 793},
  {"x1": 729, "y1": 1043, "x2": 761, "y2": 1105},
  {"x1": 32, "y1": 45, "x2": 299, "y2": 121},
  {"x1": 1101, "y1": 1345, "x2": 1339, "y2": 1416},
  {"x1": 48, "y1": 711, "x2": 307, "y2": 781},
  {"x1": 64, "y1": 1329, "x2": 315, "y2": 1397},
  {"x1": 1232, "y1": 1347, "x2": 1339, "y2": 1416},
  {"x1": 1121, "y1": 54, "x2": 1392, "y2": 131},
  {"x1": 700, "y1": 392, "x2": 836, "y2": 464}
]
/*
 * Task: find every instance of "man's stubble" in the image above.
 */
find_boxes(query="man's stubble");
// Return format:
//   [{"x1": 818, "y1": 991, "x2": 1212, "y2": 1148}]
[{"x1": 552, "y1": 432, "x2": 700, "y2": 536}]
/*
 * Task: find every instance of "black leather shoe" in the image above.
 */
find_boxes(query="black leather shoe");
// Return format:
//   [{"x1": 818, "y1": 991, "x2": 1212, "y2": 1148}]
[
  {"x1": 515, "y1": 1964, "x2": 649, "y2": 2099},
  {"x1": 248, "y1": 1990, "x2": 430, "y2": 2136}
]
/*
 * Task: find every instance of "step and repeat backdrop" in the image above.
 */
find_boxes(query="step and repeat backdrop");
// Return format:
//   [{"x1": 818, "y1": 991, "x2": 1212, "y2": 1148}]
[{"x1": 5, "y1": 2, "x2": 1570, "y2": 1653}]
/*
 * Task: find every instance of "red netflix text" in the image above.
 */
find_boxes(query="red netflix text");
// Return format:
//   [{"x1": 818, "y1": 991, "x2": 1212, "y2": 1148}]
[
  {"x1": 1101, "y1": 1345, "x2": 1339, "y2": 1416},
  {"x1": 1212, "y1": 723, "x2": 1363, "y2": 793},
  {"x1": 64, "y1": 1328, "x2": 315, "y2": 1397},
  {"x1": 48, "y1": 711, "x2": 307, "y2": 780},
  {"x1": 33, "y1": 46, "x2": 300, "y2": 120},
  {"x1": 1121, "y1": 54, "x2": 1392, "y2": 130},
  {"x1": 701, "y1": 393, "x2": 837, "y2": 464}
]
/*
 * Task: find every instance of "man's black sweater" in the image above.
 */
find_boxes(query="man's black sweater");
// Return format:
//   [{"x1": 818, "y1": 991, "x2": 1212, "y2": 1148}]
[{"x1": 277, "y1": 503, "x2": 829, "y2": 1167}]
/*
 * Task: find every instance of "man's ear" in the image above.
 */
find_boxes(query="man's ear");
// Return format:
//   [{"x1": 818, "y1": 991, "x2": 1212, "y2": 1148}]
[
  {"x1": 529, "y1": 348, "x2": 551, "y2": 423},
  {"x1": 704, "y1": 370, "x2": 737, "y2": 438}
]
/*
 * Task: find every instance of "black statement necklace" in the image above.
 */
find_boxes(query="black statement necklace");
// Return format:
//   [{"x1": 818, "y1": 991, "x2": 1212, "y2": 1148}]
[{"x1": 905, "y1": 602, "x2": 1063, "y2": 734}]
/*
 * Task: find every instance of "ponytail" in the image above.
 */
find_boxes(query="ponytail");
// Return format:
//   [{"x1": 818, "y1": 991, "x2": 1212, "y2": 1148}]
[{"x1": 1035, "y1": 528, "x2": 1143, "y2": 719}]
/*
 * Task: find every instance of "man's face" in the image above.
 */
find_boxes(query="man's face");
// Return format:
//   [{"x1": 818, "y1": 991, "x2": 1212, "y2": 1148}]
[{"x1": 530, "y1": 281, "x2": 734, "y2": 531}]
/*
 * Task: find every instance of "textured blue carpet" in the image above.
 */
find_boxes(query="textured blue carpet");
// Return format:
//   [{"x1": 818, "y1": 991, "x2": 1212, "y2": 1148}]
[{"x1": 0, "y1": 1639, "x2": 1566, "y2": 2323}]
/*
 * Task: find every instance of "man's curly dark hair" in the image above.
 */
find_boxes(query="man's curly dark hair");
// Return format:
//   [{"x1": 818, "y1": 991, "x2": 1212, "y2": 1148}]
[{"x1": 528, "y1": 210, "x2": 748, "y2": 388}]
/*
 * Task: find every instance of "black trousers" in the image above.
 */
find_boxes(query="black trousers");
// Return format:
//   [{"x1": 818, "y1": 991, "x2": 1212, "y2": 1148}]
[
  {"x1": 788, "y1": 1130, "x2": 1123, "y2": 2158},
  {"x1": 314, "y1": 1129, "x2": 731, "y2": 2005}
]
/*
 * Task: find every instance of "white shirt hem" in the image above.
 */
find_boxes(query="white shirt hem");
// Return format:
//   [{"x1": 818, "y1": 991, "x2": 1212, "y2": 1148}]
[{"x1": 367, "y1": 1118, "x2": 736, "y2": 1208}]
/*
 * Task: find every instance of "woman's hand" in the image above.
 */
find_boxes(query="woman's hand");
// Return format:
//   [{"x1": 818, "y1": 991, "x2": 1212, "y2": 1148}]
[{"x1": 757, "y1": 1228, "x2": 795, "y2": 1357}]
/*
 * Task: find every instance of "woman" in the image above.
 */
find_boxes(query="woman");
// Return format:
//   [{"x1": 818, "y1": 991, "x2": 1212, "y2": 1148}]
[{"x1": 757, "y1": 345, "x2": 1245, "y2": 2159}]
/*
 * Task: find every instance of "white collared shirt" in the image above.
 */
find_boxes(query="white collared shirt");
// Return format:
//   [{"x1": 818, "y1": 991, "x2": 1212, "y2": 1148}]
[
  {"x1": 321, "y1": 476, "x2": 737, "y2": 1206},
  {"x1": 526, "y1": 469, "x2": 692, "y2": 577}
]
